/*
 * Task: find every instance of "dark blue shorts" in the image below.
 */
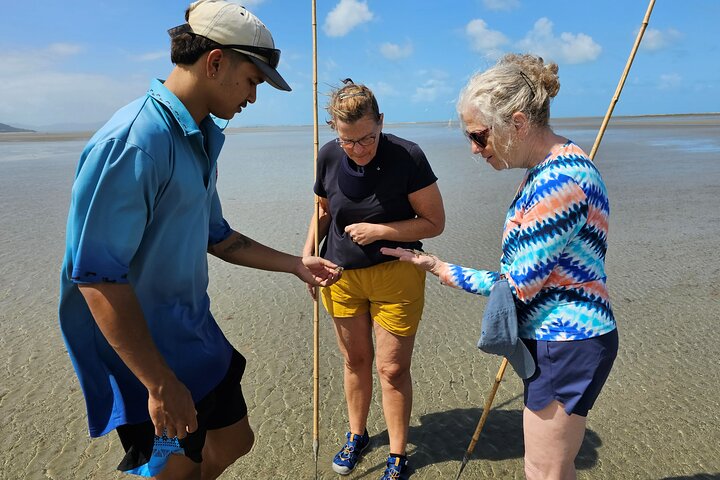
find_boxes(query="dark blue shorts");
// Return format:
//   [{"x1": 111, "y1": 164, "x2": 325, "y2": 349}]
[{"x1": 522, "y1": 329, "x2": 618, "y2": 417}]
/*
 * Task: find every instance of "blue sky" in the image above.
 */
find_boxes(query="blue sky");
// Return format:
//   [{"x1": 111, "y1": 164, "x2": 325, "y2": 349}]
[{"x1": 1, "y1": 0, "x2": 718, "y2": 131}]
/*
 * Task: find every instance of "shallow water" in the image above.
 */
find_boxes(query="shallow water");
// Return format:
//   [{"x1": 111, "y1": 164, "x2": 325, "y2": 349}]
[{"x1": 1, "y1": 116, "x2": 719, "y2": 479}]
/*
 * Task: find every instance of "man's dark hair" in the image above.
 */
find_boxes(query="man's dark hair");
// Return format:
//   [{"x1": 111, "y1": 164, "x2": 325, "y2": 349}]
[{"x1": 171, "y1": 32, "x2": 221, "y2": 65}]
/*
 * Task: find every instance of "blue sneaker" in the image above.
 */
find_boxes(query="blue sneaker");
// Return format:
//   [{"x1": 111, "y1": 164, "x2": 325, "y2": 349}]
[
  {"x1": 380, "y1": 454, "x2": 409, "y2": 480},
  {"x1": 332, "y1": 430, "x2": 370, "y2": 475}
]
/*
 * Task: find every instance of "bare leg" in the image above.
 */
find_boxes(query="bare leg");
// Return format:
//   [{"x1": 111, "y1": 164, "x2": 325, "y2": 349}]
[
  {"x1": 373, "y1": 323, "x2": 415, "y2": 455},
  {"x1": 154, "y1": 454, "x2": 200, "y2": 480},
  {"x1": 333, "y1": 313, "x2": 374, "y2": 435},
  {"x1": 200, "y1": 415, "x2": 254, "y2": 479},
  {"x1": 523, "y1": 401, "x2": 587, "y2": 480}
]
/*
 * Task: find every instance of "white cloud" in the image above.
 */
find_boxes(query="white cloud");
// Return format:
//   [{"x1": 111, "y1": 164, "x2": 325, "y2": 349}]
[
  {"x1": 0, "y1": 44, "x2": 81, "y2": 75},
  {"x1": 465, "y1": 19, "x2": 509, "y2": 58},
  {"x1": 0, "y1": 46, "x2": 147, "y2": 128},
  {"x1": 658, "y1": 73, "x2": 682, "y2": 90},
  {"x1": 516, "y1": 17, "x2": 601, "y2": 64},
  {"x1": 4, "y1": 43, "x2": 85, "y2": 72},
  {"x1": 482, "y1": 0, "x2": 520, "y2": 11},
  {"x1": 641, "y1": 28, "x2": 682, "y2": 51},
  {"x1": 412, "y1": 71, "x2": 452, "y2": 103},
  {"x1": 558, "y1": 32, "x2": 601, "y2": 64},
  {"x1": 380, "y1": 42, "x2": 413, "y2": 60},
  {"x1": 132, "y1": 51, "x2": 167, "y2": 62},
  {"x1": 370, "y1": 81, "x2": 399, "y2": 97},
  {"x1": 324, "y1": 0, "x2": 373, "y2": 37},
  {"x1": 47, "y1": 43, "x2": 84, "y2": 56},
  {"x1": 2, "y1": 72, "x2": 146, "y2": 129}
]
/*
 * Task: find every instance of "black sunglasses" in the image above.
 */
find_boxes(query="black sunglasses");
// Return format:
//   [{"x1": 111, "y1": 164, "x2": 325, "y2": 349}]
[
  {"x1": 217, "y1": 43, "x2": 281, "y2": 69},
  {"x1": 464, "y1": 128, "x2": 492, "y2": 149},
  {"x1": 168, "y1": 24, "x2": 280, "y2": 68}
]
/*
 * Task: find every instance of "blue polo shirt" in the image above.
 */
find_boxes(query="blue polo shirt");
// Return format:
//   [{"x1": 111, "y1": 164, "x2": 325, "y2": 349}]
[{"x1": 59, "y1": 79, "x2": 234, "y2": 437}]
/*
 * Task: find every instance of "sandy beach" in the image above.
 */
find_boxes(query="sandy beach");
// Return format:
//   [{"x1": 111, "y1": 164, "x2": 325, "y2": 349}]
[{"x1": 1, "y1": 116, "x2": 719, "y2": 479}]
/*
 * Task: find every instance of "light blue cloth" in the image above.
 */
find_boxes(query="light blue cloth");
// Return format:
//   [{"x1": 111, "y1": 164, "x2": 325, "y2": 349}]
[
  {"x1": 125, "y1": 436, "x2": 185, "y2": 477},
  {"x1": 59, "y1": 79, "x2": 234, "y2": 437},
  {"x1": 478, "y1": 280, "x2": 535, "y2": 379}
]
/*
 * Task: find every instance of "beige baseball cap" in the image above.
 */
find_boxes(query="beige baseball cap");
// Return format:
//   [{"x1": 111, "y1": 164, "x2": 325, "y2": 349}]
[{"x1": 179, "y1": 0, "x2": 291, "y2": 91}]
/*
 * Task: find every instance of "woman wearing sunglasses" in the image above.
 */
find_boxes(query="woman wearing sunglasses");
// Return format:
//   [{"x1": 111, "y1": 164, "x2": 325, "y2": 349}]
[
  {"x1": 303, "y1": 80, "x2": 445, "y2": 480},
  {"x1": 383, "y1": 54, "x2": 618, "y2": 480}
]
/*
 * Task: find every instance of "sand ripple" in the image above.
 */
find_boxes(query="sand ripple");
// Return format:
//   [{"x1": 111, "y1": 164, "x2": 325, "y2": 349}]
[{"x1": 2, "y1": 122, "x2": 719, "y2": 479}]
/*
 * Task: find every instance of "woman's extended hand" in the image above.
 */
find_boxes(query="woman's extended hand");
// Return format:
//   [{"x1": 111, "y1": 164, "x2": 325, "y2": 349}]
[{"x1": 380, "y1": 247, "x2": 446, "y2": 277}]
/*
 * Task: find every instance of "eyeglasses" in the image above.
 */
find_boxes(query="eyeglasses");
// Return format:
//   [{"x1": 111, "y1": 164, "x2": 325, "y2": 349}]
[
  {"x1": 336, "y1": 133, "x2": 377, "y2": 149},
  {"x1": 464, "y1": 128, "x2": 492, "y2": 149}
]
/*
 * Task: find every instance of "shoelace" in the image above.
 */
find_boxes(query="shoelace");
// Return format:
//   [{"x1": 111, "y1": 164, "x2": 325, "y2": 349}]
[
  {"x1": 383, "y1": 458, "x2": 405, "y2": 479},
  {"x1": 383, "y1": 467, "x2": 401, "y2": 480},
  {"x1": 339, "y1": 444, "x2": 357, "y2": 460}
]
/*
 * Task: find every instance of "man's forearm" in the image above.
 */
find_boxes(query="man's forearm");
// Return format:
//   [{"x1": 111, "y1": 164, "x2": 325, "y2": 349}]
[{"x1": 209, "y1": 230, "x2": 300, "y2": 273}]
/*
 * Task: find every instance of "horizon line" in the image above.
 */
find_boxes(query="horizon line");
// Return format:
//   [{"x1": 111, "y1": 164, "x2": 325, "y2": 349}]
[{"x1": 2, "y1": 112, "x2": 719, "y2": 137}]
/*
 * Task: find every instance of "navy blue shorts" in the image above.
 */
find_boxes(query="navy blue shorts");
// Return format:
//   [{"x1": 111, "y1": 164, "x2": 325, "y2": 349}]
[
  {"x1": 116, "y1": 349, "x2": 248, "y2": 473},
  {"x1": 522, "y1": 329, "x2": 618, "y2": 417}
]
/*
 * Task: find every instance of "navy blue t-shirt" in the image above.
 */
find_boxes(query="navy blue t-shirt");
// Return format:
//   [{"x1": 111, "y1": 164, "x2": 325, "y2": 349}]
[{"x1": 314, "y1": 133, "x2": 438, "y2": 269}]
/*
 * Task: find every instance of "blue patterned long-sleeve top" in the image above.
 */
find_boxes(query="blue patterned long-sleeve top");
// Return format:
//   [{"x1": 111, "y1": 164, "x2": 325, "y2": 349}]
[{"x1": 439, "y1": 141, "x2": 616, "y2": 341}]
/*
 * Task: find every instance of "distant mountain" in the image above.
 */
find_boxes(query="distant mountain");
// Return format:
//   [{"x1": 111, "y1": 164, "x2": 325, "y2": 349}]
[
  {"x1": 12, "y1": 121, "x2": 101, "y2": 133},
  {"x1": 0, "y1": 122, "x2": 35, "y2": 133}
]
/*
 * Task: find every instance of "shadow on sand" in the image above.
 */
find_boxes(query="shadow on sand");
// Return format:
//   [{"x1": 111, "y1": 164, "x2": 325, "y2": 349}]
[
  {"x1": 356, "y1": 404, "x2": 603, "y2": 477},
  {"x1": 662, "y1": 475, "x2": 720, "y2": 480}
]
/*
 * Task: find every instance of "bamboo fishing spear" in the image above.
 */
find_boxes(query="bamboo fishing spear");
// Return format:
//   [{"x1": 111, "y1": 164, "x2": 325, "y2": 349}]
[
  {"x1": 454, "y1": 1, "x2": 656, "y2": 478},
  {"x1": 590, "y1": 0, "x2": 656, "y2": 160},
  {"x1": 454, "y1": 358, "x2": 508, "y2": 480},
  {"x1": 311, "y1": 0, "x2": 320, "y2": 478}
]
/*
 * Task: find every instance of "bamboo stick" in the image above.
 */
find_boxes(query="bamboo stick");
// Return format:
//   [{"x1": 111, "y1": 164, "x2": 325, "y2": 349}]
[
  {"x1": 590, "y1": 0, "x2": 656, "y2": 160},
  {"x1": 311, "y1": 1, "x2": 320, "y2": 477}
]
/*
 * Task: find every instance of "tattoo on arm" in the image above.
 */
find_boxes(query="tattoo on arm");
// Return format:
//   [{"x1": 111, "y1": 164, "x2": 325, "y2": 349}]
[{"x1": 223, "y1": 233, "x2": 253, "y2": 255}]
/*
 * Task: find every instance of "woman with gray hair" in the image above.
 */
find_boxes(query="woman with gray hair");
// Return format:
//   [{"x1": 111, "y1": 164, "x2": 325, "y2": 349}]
[{"x1": 383, "y1": 54, "x2": 618, "y2": 479}]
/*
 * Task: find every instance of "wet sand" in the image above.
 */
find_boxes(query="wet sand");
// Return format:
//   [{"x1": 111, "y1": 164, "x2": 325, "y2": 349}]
[{"x1": 1, "y1": 117, "x2": 719, "y2": 479}]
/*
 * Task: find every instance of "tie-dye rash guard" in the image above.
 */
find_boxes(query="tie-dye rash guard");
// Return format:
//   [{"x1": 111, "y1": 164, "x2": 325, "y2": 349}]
[{"x1": 439, "y1": 141, "x2": 616, "y2": 341}]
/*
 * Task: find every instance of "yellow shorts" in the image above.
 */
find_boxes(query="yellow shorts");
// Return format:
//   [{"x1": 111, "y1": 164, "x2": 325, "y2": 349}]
[{"x1": 320, "y1": 260, "x2": 426, "y2": 337}]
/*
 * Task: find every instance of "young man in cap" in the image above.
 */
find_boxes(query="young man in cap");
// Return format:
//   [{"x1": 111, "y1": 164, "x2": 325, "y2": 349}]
[{"x1": 58, "y1": 1, "x2": 340, "y2": 478}]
